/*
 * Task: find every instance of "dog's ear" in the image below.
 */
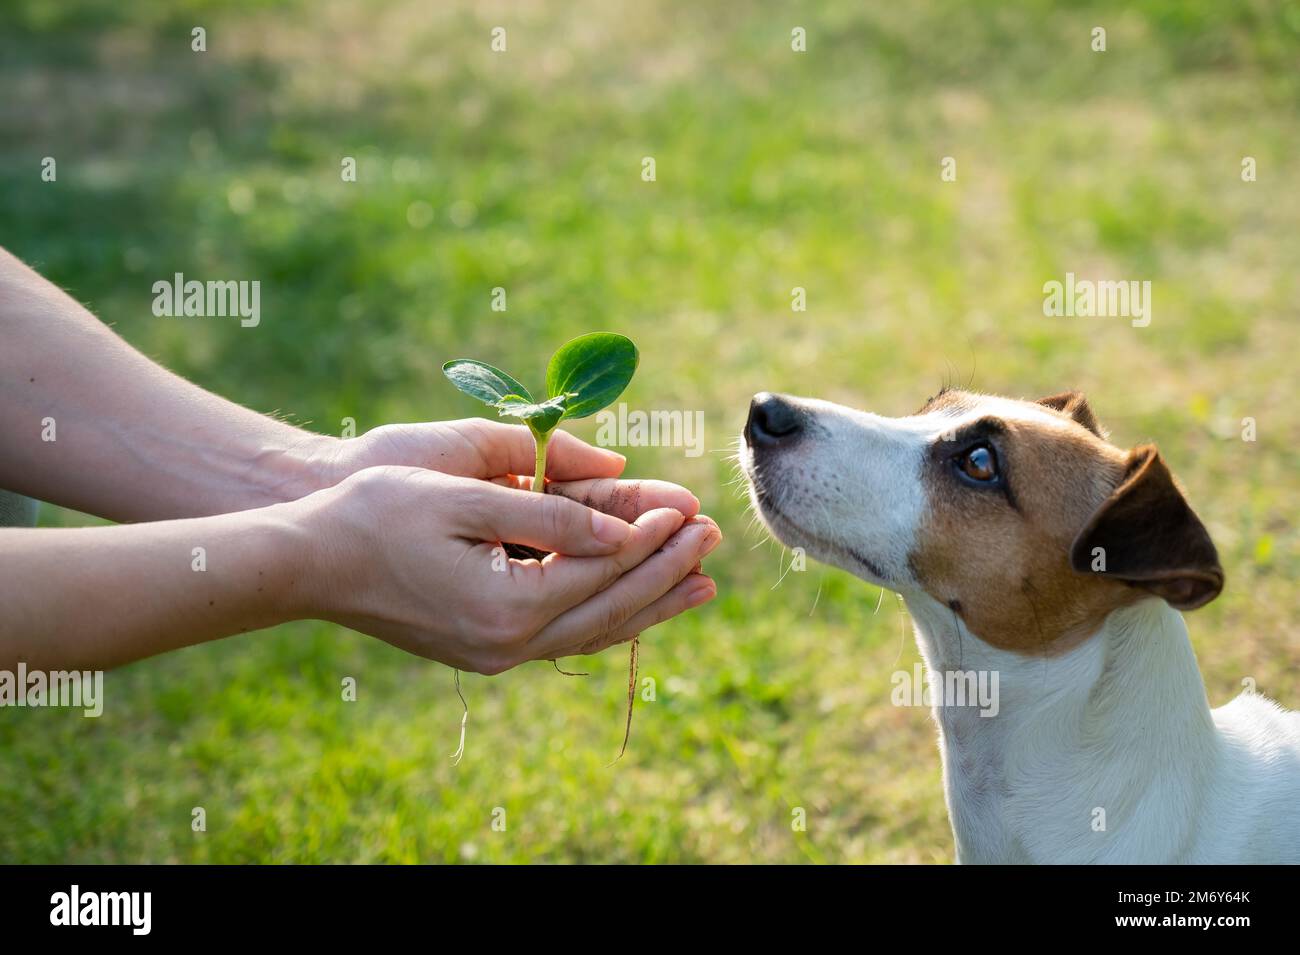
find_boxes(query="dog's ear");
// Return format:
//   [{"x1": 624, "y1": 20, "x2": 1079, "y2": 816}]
[
  {"x1": 1070, "y1": 445, "x2": 1223, "y2": 610},
  {"x1": 1037, "y1": 391, "x2": 1104, "y2": 438}
]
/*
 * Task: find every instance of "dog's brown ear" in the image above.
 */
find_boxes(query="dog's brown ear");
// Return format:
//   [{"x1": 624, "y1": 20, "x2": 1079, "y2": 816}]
[
  {"x1": 1070, "y1": 445, "x2": 1223, "y2": 610},
  {"x1": 1037, "y1": 391, "x2": 1104, "y2": 438}
]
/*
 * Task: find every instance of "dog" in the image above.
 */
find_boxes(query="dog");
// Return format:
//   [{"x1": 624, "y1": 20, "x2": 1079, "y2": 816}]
[{"x1": 739, "y1": 388, "x2": 1300, "y2": 864}]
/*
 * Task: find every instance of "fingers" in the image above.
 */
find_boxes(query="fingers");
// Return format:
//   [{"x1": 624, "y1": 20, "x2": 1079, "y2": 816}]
[
  {"x1": 443, "y1": 419, "x2": 626, "y2": 482},
  {"x1": 457, "y1": 478, "x2": 633, "y2": 557},
  {"x1": 545, "y1": 478, "x2": 701, "y2": 521},
  {"x1": 487, "y1": 476, "x2": 702, "y2": 523},
  {"x1": 531, "y1": 507, "x2": 688, "y2": 611},
  {"x1": 543, "y1": 430, "x2": 627, "y2": 481},
  {"x1": 524, "y1": 516, "x2": 722, "y2": 659},
  {"x1": 563, "y1": 573, "x2": 717, "y2": 658}
]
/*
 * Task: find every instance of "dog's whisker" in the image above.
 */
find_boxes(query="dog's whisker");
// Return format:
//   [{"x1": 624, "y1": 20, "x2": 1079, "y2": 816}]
[
  {"x1": 807, "y1": 577, "x2": 823, "y2": 616},
  {"x1": 771, "y1": 548, "x2": 798, "y2": 590},
  {"x1": 892, "y1": 593, "x2": 910, "y2": 668}
]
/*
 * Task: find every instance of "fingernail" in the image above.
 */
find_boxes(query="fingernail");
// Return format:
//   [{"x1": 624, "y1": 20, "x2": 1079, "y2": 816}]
[
  {"x1": 696, "y1": 526, "x2": 722, "y2": 557},
  {"x1": 685, "y1": 581, "x2": 716, "y2": 608},
  {"x1": 591, "y1": 510, "x2": 631, "y2": 545}
]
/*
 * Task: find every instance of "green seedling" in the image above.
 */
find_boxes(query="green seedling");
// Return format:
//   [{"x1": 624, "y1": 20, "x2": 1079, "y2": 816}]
[
  {"x1": 444, "y1": 332, "x2": 639, "y2": 493},
  {"x1": 443, "y1": 332, "x2": 643, "y2": 759}
]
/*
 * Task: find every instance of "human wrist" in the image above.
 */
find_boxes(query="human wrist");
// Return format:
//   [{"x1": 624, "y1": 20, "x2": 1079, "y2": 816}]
[
  {"x1": 252, "y1": 492, "x2": 336, "y2": 624},
  {"x1": 247, "y1": 430, "x2": 341, "y2": 508},
  {"x1": 268, "y1": 478, "x2": 363, "y2": 624}
]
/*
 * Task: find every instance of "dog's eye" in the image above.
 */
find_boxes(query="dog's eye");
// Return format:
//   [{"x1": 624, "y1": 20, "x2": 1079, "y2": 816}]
[{"x1": 955, "y1": 443, "x2": 998, "y2": 483}]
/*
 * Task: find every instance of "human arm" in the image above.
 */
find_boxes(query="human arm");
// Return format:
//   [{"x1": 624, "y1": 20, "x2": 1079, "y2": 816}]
[{"x1": 0, "y1": 467, "x2": 720, "y2": 673}]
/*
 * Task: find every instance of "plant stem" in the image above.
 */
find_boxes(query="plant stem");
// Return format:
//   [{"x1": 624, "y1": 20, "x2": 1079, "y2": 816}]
[{"x1": 531, "y1": 429, "x2": 550, "y2": 493}]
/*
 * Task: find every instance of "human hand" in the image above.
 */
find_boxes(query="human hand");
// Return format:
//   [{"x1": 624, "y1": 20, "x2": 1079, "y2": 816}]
[
  {"x1": 317, "y1": 418, "x2": 636, "y2": 490},
  {"x1": 293, "y1": 465, "x2": 721, "y2": 673}
]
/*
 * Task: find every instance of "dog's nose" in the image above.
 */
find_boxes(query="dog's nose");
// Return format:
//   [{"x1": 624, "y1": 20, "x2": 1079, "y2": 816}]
[{"x1": 746, "y1": 392, "x2": 802, "y2": 447}]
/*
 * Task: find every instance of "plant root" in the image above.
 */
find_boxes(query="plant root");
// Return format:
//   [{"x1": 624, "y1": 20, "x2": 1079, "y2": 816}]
[
  {"x1": 611, "y1": 636, "x2": 640, "y2": 764},
  {"x1": 449, "y1": 669, "x2": 468, "y2": 765},
  {"x1": 551, "y1": 659, "x2": 589, "y2": 677}
]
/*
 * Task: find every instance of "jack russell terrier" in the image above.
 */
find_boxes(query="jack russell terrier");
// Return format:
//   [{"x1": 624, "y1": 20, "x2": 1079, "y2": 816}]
[{"x1": 740, "y1": 388, "x2": 1300, "y2": 864}]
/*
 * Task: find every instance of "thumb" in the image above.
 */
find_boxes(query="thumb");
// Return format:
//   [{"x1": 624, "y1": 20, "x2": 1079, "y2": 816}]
[{"x1": 461, "y1": 481, "x2": 633, "y2": 556}]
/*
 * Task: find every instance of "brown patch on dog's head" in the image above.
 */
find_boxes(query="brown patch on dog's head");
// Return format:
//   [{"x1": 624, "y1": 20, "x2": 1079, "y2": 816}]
[
  {"x1": 1035, "y1": 390, "x2": 1105, "y2": 438},
  {"x1": 909, "y1": 392, "x2": 1221, "y2": 655}
]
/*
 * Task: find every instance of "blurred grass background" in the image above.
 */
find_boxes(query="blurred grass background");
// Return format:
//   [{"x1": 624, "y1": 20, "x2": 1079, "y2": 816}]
[{"x1": 1, "y1": 0, "x2": 1298, "y2": 863}]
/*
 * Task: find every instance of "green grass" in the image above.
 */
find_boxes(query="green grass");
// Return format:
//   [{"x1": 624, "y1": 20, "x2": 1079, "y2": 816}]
[{"x1": 1, "y1": 0, "x2": 1298, "y2": 863}]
